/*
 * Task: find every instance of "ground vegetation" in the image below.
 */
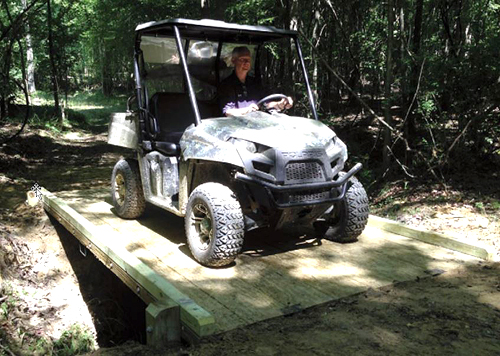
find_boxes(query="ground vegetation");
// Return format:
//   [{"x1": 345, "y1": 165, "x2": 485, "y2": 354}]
[{"x1": 1, "y1": 0, "x2": 499, "y2": 354}]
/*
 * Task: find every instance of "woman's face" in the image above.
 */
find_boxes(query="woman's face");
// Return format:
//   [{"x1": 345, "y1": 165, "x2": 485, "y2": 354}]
[{"x1": 233, "y1": 54, "x2": 252, "y2": 78}]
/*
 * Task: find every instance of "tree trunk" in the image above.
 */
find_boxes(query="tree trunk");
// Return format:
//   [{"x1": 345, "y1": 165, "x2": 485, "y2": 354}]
[
  {"x1": 212, "y1": 0, "x2": 229, "y2": 20},
  {"x1": 0, "y1": 39, "x2": 14, "y2": 121},
  {"x1": 399, "y1": 3, "x2": 407, "y2": 117},
  {"x1": 311, "y1": 6, "x2": 321, "y2": 106},
  {"x1": 100, "y1": 40, "x2": 112, "y2": 96},
  {"x1": 47, "y1": 0, "x2": 61, "y2": 122},
  {"x1": 278, "y1": 0, "x2": 298, "y2": 96},
  {"x1": 200, "y1": 0, "x2": 228, "y2": 20},
  {"x1": 201, "y1": 0, "x2": 210, "y2": 18},
  {"x1": 383, "y1": 0, "x2": 395, "y2": 171},
  {"x1": 406, "y1": 0, "x2": 423, "y2": 147},
  {"x1": 21, "y1": 0, "x2": 35, "y2": 94}
]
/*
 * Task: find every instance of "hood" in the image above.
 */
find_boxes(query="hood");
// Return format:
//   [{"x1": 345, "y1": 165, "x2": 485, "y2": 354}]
[
  {"x1": 180, "y1": 112, "x2": 338, "y2": 168},
  {"x1": 199, "y1": 112, "x2": 335, "y2": 149}
]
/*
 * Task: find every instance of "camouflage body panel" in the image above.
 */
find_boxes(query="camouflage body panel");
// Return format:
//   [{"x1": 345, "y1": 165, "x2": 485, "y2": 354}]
[{"x1": 180, "y1": 111, "x2": 342, "y2": 168}]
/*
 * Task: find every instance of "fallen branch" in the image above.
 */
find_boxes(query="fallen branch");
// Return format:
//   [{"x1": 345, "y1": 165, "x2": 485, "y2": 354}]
[
  {"x1": 441, "y1": 118, "x2": 473, "y2": 165},
  {"x1": 402, "y1": 59, "x2": 426, "y2": 130},
  {"x1": 299, "y1": 30, "x2": 394, "y2": 133},
  {"x1": 386, "y1": 145, "x2": 416, "y2": 178},
  {"x1": 299, "y1": 31, "x2": 449, "y2": 185},
  {"x1": 391, "y1": 59, "x2": 426, "y2": 155},
  {"x1": 0, "y1": 342, "x2": 16, "y2": 356}
]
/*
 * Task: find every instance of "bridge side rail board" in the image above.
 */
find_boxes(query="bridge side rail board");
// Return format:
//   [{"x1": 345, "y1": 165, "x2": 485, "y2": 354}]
[
  {"x1": 368, "y1": 215, "x2": 495, "y2": 261},
  {"x1": 40, "y1": 188, "x2": 215, "y2": 342}
]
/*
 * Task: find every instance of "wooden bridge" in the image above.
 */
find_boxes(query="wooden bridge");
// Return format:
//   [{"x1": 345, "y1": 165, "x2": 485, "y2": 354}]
[{"x1": 40, "y1": 187, "x2": 491, "y2": 347}]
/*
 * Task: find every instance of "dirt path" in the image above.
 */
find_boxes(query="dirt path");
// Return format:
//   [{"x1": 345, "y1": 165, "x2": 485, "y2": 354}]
[
  {"x1": 1, "y1": 125, "x2": 499, "y2": 355},
  {"x1": 177, "y1": 263, "x2": 500, "y2": 356}
]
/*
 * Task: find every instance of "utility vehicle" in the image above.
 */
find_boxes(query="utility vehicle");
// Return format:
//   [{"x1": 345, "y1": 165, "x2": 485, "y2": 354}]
[{"x1": 108, "y1": 19, "x2": 369, "y2": 267}]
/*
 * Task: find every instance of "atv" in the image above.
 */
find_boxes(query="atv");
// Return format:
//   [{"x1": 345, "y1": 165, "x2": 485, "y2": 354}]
[{"x1": 108, "y1": 19, "x2": 369, "y2": 267}]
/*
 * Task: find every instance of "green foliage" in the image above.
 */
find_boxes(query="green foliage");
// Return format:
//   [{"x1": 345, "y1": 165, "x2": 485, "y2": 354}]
[
  {"x1": 418, "y1": 94, "x2": 437, "y2": 119},
  {"x1": 52, "y1": 324, "x2": 95, "y2": 356},
  {"x1": 1, "y1": 0, "x2": 498, "y2": 177},
  {"x1": 29, "y1": 113, "x2": 63, "y2": 133},
  {"x1": 1, "y1": 301, "x2": 9, "y2": 318},
  {"x1": 226, "y1": 0, "x2": 276, "y2": 25},
  {"x1": 0, "y1": 282, "x2": 16, "y2": 320}
]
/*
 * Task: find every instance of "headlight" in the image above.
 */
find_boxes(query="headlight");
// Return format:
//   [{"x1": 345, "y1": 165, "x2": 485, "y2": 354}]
[
  {"x1": 325, "y1": 137, "x2": 348, "y2": 162},
  {"x1": 231, "y1": 138, "x2": 257, "y2": 154},
  {"x1": 340, "y1": 141, "x2": 348, "y2": 163},
  {"x1": 325, "y1": 139, "x2": 336, "y2": 156}
]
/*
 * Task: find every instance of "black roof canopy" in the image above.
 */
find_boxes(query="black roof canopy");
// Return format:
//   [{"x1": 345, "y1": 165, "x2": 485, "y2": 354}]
[{"x1": 135, "y1": 18, "x2": 297, "y2": 43}]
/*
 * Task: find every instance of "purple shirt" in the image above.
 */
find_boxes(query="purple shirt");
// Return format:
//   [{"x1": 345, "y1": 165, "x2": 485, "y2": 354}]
[{"x1": 218, "y1": 72, "x2": 265, "y2": 115}]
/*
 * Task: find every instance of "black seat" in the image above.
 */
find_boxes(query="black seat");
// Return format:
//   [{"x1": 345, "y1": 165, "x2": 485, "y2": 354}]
[
  {"x1": 149, "y1": 93, "x2": 191, "y2": 144},
  {"x1": 149, "y1": 92, "x2": 219, "y2": 146}
]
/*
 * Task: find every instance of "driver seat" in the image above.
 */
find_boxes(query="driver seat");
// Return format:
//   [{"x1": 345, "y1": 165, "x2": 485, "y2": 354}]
[{"x1": 149, "y1": 92, "x2": 219, "y2": 155}]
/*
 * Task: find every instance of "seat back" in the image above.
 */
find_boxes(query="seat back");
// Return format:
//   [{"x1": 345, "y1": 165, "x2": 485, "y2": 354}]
[{"x1": 149, "y1": 93, "x2": 219, "y2": 143}]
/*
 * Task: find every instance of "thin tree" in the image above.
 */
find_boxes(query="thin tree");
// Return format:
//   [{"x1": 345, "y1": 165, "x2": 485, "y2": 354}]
[
  {"x1": 201, "y1": 0, "x2": 210, "y2": 18},
  {"x1": 406, "y1": 0, "x2": 423, "y2": 146},
  {"x1": 22, "y1": 0, "x2": 36, "y2": 94},
  {"x1": 47, "y1": 0, "x2": 61, "y2": 123},
  {"x1": 383, "y1": 0, "x2": 395, "y2": 171}
]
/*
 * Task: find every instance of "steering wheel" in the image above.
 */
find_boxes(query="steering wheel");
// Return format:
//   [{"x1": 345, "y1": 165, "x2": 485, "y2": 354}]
[{"x1": 256, "y1": 93, "x2": 290, "y2": 111}]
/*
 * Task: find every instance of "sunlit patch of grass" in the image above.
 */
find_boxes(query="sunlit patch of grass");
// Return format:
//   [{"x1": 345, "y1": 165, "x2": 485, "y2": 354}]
[
  {"x1": 0, "y1": 282, "x2": 96, "y2": 355},
  {"x1": 52, "y1": 324, "x2": 95, "y2": 356},
  {"x1": 29, "y1": 113, "x2": 63, "y2": 133},
  {"x1": 31, "y1": 92, "x2": 55, "y2": 106},
  {"x1": 68, "y1": 90, "x2": 126, "y2": 109},
  {"x1": 7, "y1": 89, "x2": 129, "y2": 134},
  {"x1": 0, "y1": 281, "x2": 20, "y2": 319},
  {"x1": 28, "y1": 90, "x2": 128, "y2": 129}
]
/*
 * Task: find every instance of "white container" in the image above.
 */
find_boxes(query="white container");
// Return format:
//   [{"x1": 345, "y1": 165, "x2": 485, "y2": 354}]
[{"x1": 108, "y1": 112, "x2": 139, "y2": 149}]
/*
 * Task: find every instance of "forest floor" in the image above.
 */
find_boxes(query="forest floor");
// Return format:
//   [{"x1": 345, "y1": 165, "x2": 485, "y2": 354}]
[{"x1": 0, "y1": 119, "x2": 499, "y2": 355}]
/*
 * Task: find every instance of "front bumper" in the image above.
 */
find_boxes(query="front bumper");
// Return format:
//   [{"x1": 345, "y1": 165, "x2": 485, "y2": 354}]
[{"x1": 235, "y1": 163, "x2": 362, "y2": 208}]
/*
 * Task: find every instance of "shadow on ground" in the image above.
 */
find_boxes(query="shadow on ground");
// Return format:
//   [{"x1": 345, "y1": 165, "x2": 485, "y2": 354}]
[{"x1": 50, "y1": 215, "x2": 147, "y2": 347}]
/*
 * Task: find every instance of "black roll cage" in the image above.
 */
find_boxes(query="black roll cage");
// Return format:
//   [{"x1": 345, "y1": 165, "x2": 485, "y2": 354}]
[{"x1": 133, "y1": 19, "x2": 319, "y2": 141}]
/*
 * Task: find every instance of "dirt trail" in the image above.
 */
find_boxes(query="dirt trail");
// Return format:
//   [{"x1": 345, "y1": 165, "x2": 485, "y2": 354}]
[{"x1": 1, "y1": 125, "x2": 499, "y2": 355}]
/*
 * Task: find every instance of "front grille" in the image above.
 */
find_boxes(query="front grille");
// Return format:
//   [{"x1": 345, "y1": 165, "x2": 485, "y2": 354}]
[
  {"x1": 289, "y1": 190, "x2": 330, "y2": 203},
  {"x1": 285, "y1": 162, "x2": 324, "y2": 183}
]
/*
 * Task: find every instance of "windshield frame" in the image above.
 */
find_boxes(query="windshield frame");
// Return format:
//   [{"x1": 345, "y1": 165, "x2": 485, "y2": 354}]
[{"x1": 133, "y1": 21, "x2": 318, "y2": 139}]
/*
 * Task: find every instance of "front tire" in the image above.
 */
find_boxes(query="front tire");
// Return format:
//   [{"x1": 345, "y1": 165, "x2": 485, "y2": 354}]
[
  {"x1": 321, "y1": 173, "x2": 369, "y2": 242},
  {"x1": 185, "y1": 183, "x2": 245, "y2": 267},
  {"x1": 111, "y1": 159, "x2": 146, "y2": 219}
]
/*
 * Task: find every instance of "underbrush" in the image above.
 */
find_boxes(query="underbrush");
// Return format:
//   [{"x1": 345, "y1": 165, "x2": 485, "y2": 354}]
[
  {"x1": 0, "y1": 231, "x2": 95, "y2": 356},
  {"x1": 2, "y1": 90, "x2": 127, "y2": 135}
]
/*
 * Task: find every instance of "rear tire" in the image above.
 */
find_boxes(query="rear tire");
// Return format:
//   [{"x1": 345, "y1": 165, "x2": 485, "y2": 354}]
[
  {"x1": 185, "y1": 183, "x2": 245, "y2": 267},
  {"x1": 111, "y1": 159, "x2": 146, "y2": 219},
  {"x1": 321, "y1": 173, "x2": 369, "y2": 242}
]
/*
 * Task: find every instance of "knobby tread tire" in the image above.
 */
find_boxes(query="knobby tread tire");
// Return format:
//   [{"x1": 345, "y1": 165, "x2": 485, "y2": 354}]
[
  {"x1": 185, "y1": 183, "x2": 245, "y2": 267},
  {"x1": 111, "y1": 159, "x2": 146, "y2": 219},
  {"x1": 322, "y1": 173, "x2": 369, "y2": 242},
  {"x1": 342, "y1": 176, "x2": 370, "y2": 241}
]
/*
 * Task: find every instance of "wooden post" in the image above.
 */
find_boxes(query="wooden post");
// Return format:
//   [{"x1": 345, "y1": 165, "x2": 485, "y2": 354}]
[{"x1": 146, "y1": 301, "x2": 181, "y2": 348}]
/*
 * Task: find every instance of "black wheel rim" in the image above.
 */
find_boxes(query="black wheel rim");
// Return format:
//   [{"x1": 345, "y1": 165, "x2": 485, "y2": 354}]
[{"x1": 190, "y1": 202, "x2": 213, "y2": 250}]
